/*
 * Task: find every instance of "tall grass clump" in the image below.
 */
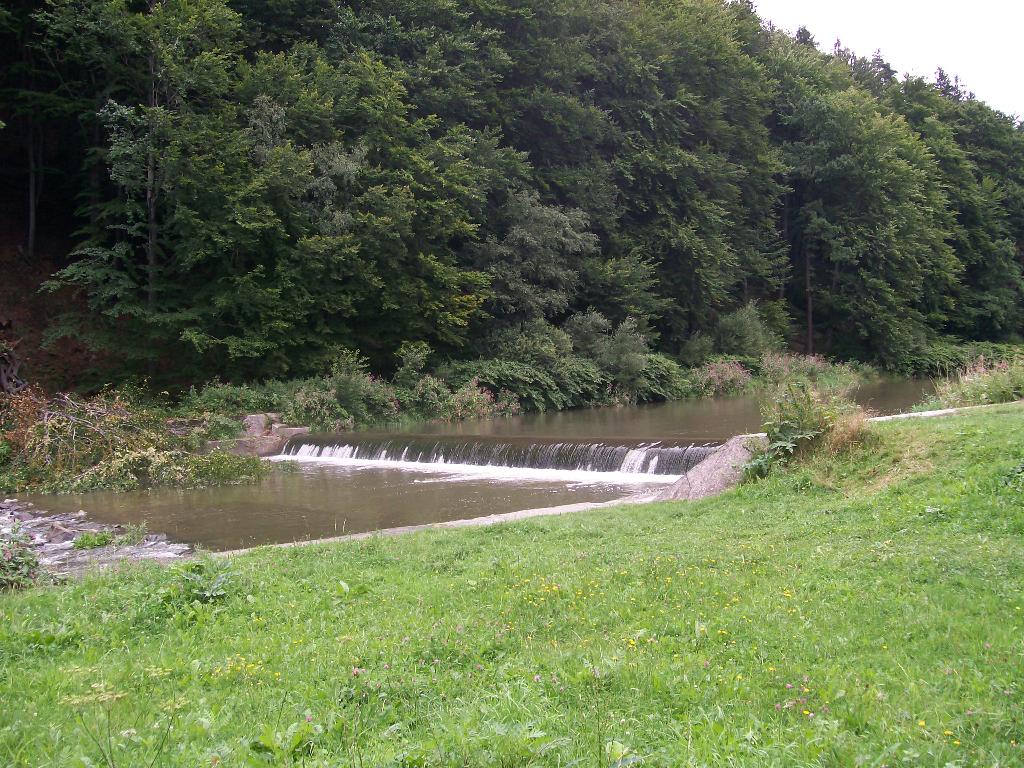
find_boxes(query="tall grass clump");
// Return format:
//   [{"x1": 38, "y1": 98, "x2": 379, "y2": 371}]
[
  {"x1": 687, "y1": 353, "x2": 872, "y2": 399},
  {"x1": 918, "y1": 356, "x2": 1024, "y2": 410},
  {"x1": 746, "y1": 381, "x2": 868, "y2": 478}
]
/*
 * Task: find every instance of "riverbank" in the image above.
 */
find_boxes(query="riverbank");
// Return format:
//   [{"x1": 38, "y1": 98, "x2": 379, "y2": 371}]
[
  {"x1": 2, "y1": 403, "x2": 1022, "y2": 765},
  {"x1": 1, "y1": 499, "x2": 192, "y2": 578},
  {"x1": 18, "y1": 381, "x2": 935, "y2": 553},
  {"x1": 6, "y1": 400, "x2": 975, "y2": 563}
]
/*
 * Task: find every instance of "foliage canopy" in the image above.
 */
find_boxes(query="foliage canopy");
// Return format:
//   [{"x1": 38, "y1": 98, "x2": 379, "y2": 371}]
[{"x1": 1, "y1": 0, "x2": 1022, "y2": 384}]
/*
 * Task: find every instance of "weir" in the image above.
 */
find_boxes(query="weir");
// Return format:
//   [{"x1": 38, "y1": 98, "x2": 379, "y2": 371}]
[{"x1": 280, "y1": 434, "x2": 719, "y2": 476}]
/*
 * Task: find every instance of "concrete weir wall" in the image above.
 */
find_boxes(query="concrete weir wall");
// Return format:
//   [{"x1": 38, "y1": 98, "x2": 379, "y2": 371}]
[{"x1": 217, "y1": 434, "x2": 769, "y2": 556}]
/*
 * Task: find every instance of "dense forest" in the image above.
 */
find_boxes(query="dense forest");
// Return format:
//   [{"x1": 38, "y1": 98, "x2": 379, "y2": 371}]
[{"x1": 1, "y1": 0, "x2": 1022, "y2": 391}]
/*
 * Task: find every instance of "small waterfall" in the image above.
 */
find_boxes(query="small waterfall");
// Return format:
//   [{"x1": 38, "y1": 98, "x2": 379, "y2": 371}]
[{"x1": 279, "y1": 434, "x2": 718, "y2": 477}]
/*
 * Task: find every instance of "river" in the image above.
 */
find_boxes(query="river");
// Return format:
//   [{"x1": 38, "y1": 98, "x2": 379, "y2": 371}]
[{"x1": 28, "y1": 378, "x2": 931, "y2": 550}]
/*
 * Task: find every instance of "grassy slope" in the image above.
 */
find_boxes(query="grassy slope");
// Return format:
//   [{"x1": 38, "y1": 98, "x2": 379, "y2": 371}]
[{"x1": 2, "y1": 406, "x2": 1023, "y2": 767}]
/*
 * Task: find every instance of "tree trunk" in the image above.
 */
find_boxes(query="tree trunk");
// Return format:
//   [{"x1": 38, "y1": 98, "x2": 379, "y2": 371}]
[
  {"x1": 22, "y1": 39, "x2": 40, "y2": 263},
  {"x1": 778, "y1": 192, "x2": 791, "y2": 301},
  {"x1": 146, "y1": 54, "x2": 158, "y2": 315},
  {"x1": 146, "y1": 146, "x2": 157, "y2": 315},
  {"x1": 804, "y1": 246, "x2": 814, "y2": 356},
  {"x1": 145, "y1": 43, "x2": 159, "y2": 380},
  {"x1": 25, "y1": 118, "x2": 44, "y2": 264},
  {"x1": 88, "y1": 102, "x2": 103, "y2": 224},
  {"x1": 27, "y1": 126, "x2": 37, "y2": 262},
  {"x1": 824, "y1": 261, "x2": 840, "y2": 353}
]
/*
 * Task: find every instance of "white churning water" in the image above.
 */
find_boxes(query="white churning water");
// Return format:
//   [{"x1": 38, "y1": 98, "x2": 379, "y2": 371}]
[{"x1": 273, "y1": 435, "x2": 719, "y2": 485}]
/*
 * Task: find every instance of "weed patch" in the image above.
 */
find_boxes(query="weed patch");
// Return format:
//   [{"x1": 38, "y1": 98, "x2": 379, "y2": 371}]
[
  {"x1": 0, "y1": 389, "x2": 267, "y2": 494},
  {"x1": 72, "y1": 531, "x2": 114, "y2": 550},
  {"x1": 916, "y1": 355, "x2": 1024, "y2": 411},
  {"x1": 746, "y1": 381, "x2": 867, "y2": 478},
  {"x1": 1004, "y1": 461, "x2": 1024, "y2": 493}
]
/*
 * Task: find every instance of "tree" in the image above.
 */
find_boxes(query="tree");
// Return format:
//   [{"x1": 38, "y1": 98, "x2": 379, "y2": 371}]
[
  {"x1": 466, "y1": 189, "x2": 597, "y2": 326},
  {"x1": 769, "y1": 36, "x2": 959, "y2": 365},
  {"x1": 4, "y1": 0, "x2": 1022, "y2": 389},
  {"x1": 889, "y1": 76, "x2": 1024, "y2": 340}
]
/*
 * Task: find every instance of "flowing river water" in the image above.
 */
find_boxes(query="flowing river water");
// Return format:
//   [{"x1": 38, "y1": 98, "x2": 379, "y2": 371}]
[{"x1": 28, "y1": 379, "x2": 931, "y2": 550}]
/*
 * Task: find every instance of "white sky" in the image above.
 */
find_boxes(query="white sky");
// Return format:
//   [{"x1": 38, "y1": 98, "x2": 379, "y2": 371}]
[{"x1": 753, "y1": 0, "x2": 1023, "y2": 118}]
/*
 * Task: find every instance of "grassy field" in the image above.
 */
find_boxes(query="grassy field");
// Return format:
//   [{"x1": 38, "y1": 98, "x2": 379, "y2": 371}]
[{"x1": 2, "y1": 405, "x2": 1023, "y2": 766}]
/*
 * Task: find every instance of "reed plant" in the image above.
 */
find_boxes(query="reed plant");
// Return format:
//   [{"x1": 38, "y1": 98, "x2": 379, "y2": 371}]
[{"x1": 917, "y1": 356, "x2": 1024, "y2": 410}]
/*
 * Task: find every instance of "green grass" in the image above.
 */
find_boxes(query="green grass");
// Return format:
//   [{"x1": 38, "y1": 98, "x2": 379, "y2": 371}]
[
  {"x1": 2, "y1": 406, "x2": 1024, "y2": 766},
  {"x1": 70, "y1": 524, "x2": 148, "y2": 551},
  {"x1": 71, "y1": 531, "x2": 114, "y2": 550}
]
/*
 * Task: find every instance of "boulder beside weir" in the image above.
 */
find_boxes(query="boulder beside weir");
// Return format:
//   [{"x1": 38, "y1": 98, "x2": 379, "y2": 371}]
[
  {"x1": 272, "y1": 425, "x2": 311, "y2": 440},
  {"x1": 206, "y1": 435, "x2": 289, "y2": 457},
  {"x1": 656, "y1": 434, "x2": 766, "y2": 501},
  {"x1": 242, "y1": 413, "x2": 270, "y2": 436}
]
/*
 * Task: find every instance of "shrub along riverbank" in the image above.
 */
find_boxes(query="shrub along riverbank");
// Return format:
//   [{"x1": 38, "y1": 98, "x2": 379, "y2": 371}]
[
  {"x1": 0, "y1": 388, "x2": 266, "y2": 494},
  {"x1": 177, "y1": 336, "x2": 1019, "y2": 440},
  {"x1": 183, "y1": 348, "x2": 872, "y2": 434},
  {"x1": 152, "y1": 307, "x2": 876, "y2": 433},
  {"x1": 174, "y1": 307, "x2": 881, "y2": 433},
  {"x1": 1, "y1": 404, "x2": 1023, "y2": 765}
]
